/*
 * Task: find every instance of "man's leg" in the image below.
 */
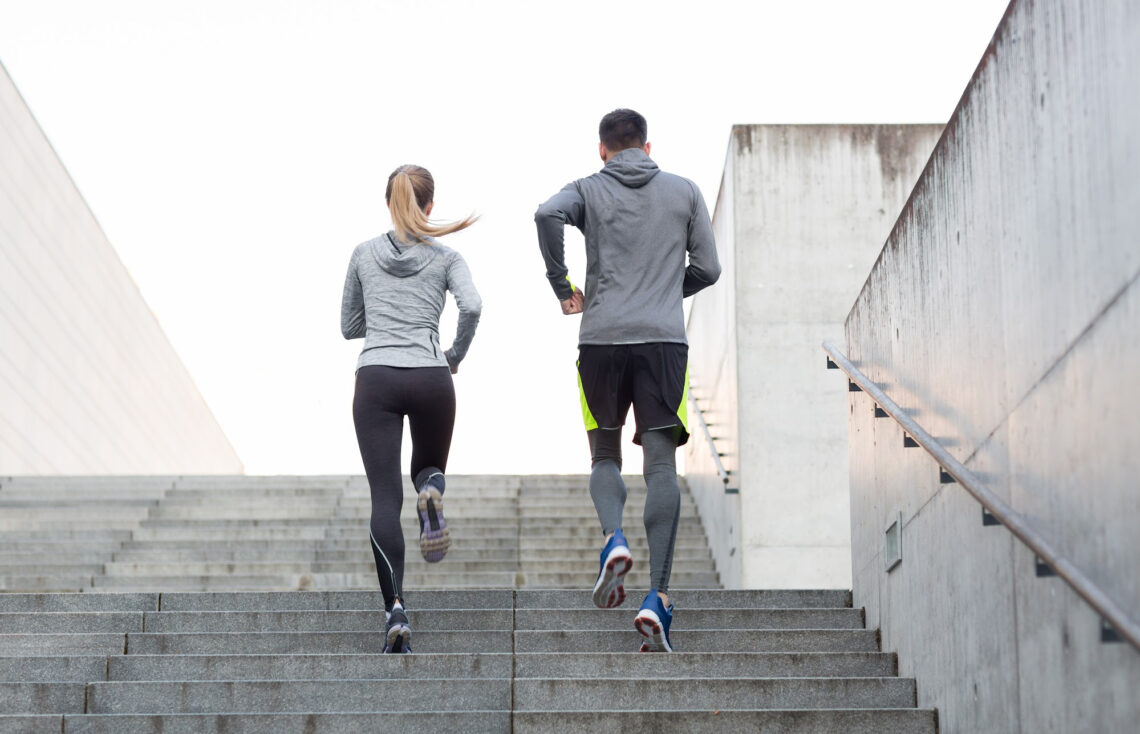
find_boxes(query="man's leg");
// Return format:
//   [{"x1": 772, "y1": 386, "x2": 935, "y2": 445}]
[
  {"x1": 588, "y1": 427, "x2": 634, "y2": 608},
  {"x1": 640, "y1": 428, "x2": 682, "y2": 601},
  {"x1": 588, "y1": 428, "x2": 626, "y2": 535},
  {"x1": 628, "y1": 342, "x2": 688, "y2": 652}
]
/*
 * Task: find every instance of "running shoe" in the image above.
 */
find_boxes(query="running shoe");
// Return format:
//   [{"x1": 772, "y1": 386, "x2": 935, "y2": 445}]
[
  {"x1": 417, "y1": 486, "x2": 450, "y2": 563},
  {"x1": 634, "y1": 590, "x2": 674, "y2": 652},
  {"x1": 384, "y1": 603, "x2": 412, "y2": 653},
  {"x1": 591, "y1": 529, "x2": 633, "y2": 609}
]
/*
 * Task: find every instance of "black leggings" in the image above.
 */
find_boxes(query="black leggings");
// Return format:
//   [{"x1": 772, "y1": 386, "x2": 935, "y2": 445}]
[{"x1": 353, "y1": 365, "x2": 455, "y2": 610}]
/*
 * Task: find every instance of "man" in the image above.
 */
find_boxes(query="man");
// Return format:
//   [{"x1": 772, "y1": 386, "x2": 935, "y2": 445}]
[{"x1": 534, "y1": 108, "x2": 721, "y2": 652}]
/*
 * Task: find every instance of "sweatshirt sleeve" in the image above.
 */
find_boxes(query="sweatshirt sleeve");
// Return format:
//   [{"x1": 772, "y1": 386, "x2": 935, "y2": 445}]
[
  {"x1": 443, "y1": 252, "x2": 482, "y2": 367},
  {"x1": 340, "y1": 248, "x2": 366, "y2": 339},
  {"x1": 682, "y1": 186, "x2": 722, "y2": 298},
  {"x1": 534, "y1": 182, "x2": 584, "y2": 301}
]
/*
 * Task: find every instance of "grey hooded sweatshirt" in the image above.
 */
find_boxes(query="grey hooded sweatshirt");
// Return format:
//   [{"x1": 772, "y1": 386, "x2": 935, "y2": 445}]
[
  {"x1": 341, "y1": 232, "x2": 481, "y2": 370},
  {"x1": 535, "y1": 147, "x2": 720, "y2": 345}
]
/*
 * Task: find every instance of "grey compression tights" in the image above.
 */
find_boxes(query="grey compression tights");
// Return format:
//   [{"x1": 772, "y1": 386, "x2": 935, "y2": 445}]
[{"x1": 588, "y1": 427, "x2": 681, "y2": 593}]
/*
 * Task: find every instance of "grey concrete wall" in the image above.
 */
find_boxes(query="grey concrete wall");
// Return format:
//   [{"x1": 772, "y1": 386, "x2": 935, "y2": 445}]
[
  {"x1": 686, "y1": 124, "x2": 939, "y2": 589},
  {"x1": 0, "y1": 62, "x2": 242, "y2": 474},
  {"x1": 844, "y1": 1, "x2": 1140, "y2": 731},
  {"x1": 685, "y1": 144, "x2": 742, "y2": 588}
]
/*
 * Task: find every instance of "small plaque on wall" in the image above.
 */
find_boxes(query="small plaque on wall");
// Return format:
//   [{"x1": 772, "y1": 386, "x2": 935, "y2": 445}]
[{"x1": 885, "y1": 512, "x2": 902, "y2": 572}]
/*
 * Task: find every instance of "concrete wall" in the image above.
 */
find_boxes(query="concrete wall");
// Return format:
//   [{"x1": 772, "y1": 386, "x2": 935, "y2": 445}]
[
  {"x1": 685, "y1": 149, "x2": 742, "y2": 587},
  {"x1": 686, "y1": 124, "x2": 940, "y2": 589},
  {"x1": 844, "y1": 1, "x2": 1140, "y2": 731},
  {"x1": 0, "y1": 62, "x2": 243, "y2": 474}
]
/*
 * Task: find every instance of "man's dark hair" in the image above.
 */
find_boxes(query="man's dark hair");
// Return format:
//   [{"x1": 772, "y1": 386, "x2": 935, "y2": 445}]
[{"x1": 599, "y1": 108, "x2": 648, "y2": 151}]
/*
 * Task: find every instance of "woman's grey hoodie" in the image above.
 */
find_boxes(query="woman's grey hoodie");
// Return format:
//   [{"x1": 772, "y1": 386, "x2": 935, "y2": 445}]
[{"x1": 341, "y1": 232, "x2": 481, "y2": 370}]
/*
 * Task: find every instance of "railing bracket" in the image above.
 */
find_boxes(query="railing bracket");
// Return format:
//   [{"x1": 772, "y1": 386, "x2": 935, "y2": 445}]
[
  {"x1": 1035, "y1": 556, "x2": 1057, "y2": 577},
  {"x1": 904, "y1": 435, "x2": 919, "y2": 448},
  {"x1": 848, "y1": 380, "x2": 863, "y2": 392},
  {"x1": 982, "y1": 507, "x2": 1001, "y2": 526},
  {"x1": 874, "y1": 405, "x2": 888, "y2": 418},
  {"x1": 939, "y1": 468, "x2": 956, "y2": 484},
  {"x1": 826, "y1": 357, "x2": 839, "y2": 369},
  {"x1": 1102, "y1": 619, "x2": 1123, "y2": 643}
]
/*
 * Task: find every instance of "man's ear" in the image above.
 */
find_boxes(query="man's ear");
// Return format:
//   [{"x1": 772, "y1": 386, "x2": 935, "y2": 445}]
[
  {"x1": 599, "y1": 142, "x2": 609, "y2": 162},
  {"x1": 643, "y1": 142, "x2": 651, "y2": 155},
  {"x1": 425, "y1": 201, "x2": 434, "y2": 217}
]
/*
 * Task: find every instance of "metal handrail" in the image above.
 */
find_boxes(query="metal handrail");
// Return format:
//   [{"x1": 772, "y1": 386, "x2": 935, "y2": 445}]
[
  {"x1": 687, "y1": 385, "x2": 738, "y2": 494},
  {"x1": 823, "y1": 340, "x2": 1139, "y2": 652}
]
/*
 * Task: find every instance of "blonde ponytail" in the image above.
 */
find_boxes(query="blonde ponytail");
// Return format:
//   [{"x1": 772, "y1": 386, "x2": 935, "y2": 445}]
[{"x1": 386, "y1": 165, "x2": 478, "y2": 243}]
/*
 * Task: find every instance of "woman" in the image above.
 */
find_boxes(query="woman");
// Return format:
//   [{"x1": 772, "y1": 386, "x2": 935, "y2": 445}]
[{"x1": 340, "y1": 164, "x2": 481, "y2": 653}]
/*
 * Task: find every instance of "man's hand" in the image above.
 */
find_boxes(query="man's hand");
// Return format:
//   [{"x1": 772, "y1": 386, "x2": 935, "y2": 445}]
[{"x1": 560, "y1": 289, "x2": 584, "y2": 315}]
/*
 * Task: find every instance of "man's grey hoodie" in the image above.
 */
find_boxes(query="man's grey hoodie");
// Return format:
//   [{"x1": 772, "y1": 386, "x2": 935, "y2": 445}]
[
  {"x1": 341, "y1": 232, "x2": 481, "y2": 370},
  {"x1": 535, "y1": 147, "x2": 721, "y2": 345}
]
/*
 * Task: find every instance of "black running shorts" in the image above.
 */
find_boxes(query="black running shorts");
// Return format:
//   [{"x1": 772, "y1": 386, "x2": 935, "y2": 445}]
[{"x1": 576, "y1": 343, "x2": 690, "y2": 446}]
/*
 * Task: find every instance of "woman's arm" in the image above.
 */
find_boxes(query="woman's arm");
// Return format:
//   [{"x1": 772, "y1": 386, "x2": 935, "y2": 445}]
[
  {"x1": 444, "y1": 252, "x2": 482, "y2": 369},
  {"x1": 340, "y1": 248, "x2": 366, "y2": 339}
]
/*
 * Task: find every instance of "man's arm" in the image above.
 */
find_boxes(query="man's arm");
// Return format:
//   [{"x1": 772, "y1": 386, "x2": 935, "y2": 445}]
[
  {"x1": 535, "y1": 182, "x2": 585, "y2": 302},
  {"x1": 682, "y1": 187, "x2": 721, "y2": 297}
]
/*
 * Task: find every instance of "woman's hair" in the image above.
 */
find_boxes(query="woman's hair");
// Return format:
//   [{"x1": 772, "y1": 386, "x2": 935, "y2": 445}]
[{"x1": 385, "y1": 165, "x2": 477, "y2": 242}]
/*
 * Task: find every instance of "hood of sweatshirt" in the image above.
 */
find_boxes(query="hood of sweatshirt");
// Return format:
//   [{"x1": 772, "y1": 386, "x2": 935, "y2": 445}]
[
  {"x1": 600, "y1": 148, "x2": 660, "y2": 188},
  {"x1": 369, "y1": 232, "x2": 440, "y2": 277}
]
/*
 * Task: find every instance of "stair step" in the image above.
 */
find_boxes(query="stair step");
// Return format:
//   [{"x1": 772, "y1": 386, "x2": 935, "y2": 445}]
[
  {"x1": 83, "y1": 678, "x2": 512, "y2": 713},
  {"x1": 123, "y1": 631, "x2": 514, "y2": 655},
  {"x1": 515, "y1": 629, "x2": 880, "y2": 653},
  {"x1": 512, "y1": 709, "x2": 937, "y2": 734},
  {"x1": 0, "y1": 712, "x2": 512, "y2": 734},
  {"x1": 512, "y1": 676, "x2": 916, "y2": 710},
  {"x1": 105, "y1": 652, "x2": 512, "y2": 681}
]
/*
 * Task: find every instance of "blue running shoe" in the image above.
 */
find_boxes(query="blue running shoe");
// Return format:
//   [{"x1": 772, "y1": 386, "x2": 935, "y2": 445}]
[
  {"x1": 634, "y1": 590, "x2": 674, "y2": 652},
  {"x1": 591, "y1": 529, "x2": 633, "y2": 609},
  {"x1": 384, "y1": 603, "x2": 412, "y2": 654}
]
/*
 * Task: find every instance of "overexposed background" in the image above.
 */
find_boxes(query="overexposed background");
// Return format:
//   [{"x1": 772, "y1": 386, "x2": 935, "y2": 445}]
[{"x1": 0, "y1": 0, "x2": 1009, "y2": 474}]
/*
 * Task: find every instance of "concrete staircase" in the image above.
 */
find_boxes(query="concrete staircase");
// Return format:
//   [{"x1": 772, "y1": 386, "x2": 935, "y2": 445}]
[
  {"x1": 0, "y1": 475, "x2": 937, "y2": 732},
  {"x1": 0, "y1": 475, "x2": 717, "y2": 592}
]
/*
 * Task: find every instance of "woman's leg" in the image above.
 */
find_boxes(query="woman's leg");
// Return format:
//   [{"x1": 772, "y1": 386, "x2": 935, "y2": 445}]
[
  {"x1": 407, "y1": 367, "x2": 456, "y2": 562},
  {"x1": 353, "y1": 366, "x2": 407, "y2": 612},
  {"x1": 407, "y1": 367, "x2": 456, "y2": 487}
]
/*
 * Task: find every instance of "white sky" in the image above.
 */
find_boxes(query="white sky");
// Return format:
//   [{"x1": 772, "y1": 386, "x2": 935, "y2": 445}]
[{"x1": 0, "y1": 0, "x2": 1009, "y2": 475}]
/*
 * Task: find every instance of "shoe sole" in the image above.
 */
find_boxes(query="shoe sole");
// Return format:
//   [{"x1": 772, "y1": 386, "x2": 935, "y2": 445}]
[
  {"x1": 418, "y1": 488, "x2": 450, "y2": 563},
  {"x1": 591, "y1": 546, "x2": 633, "y2": 609},
  {"x1": 385, "y1": 622, "x2": 412, "y2": 653},
  {"x1": 634, "y1": 608, "x2": 673, "y2": 652}
]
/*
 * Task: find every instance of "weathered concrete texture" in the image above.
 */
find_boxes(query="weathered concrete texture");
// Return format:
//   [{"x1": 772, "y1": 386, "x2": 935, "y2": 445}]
[
  {"x1": 686, "y1": 124, "x2": 941, "y2": 589},
  {"x1": 56, "y1": 713, "x2": 512, "y2": 734},
  {"x1": 0, "y1": 67, "x2": 241, "y2": 475},
  {"x1": 0, "y1": 474, "x2": 721, "y2": 592},
  {"x1": 844, "y1": 1, "x2": 1140, "y2": 731},
  {"x1": 107, "y1": 652, "x2": 512, "y2": 681},
  {"x1": 0, "y1": 577, "x2": 932, "y2": 727},
  {"x1": 513, "y1": 710, "x2": 937, "y2": 734},
  {"x1": 84, "y1": 679, "x2": 513, "y2": 713},
  {"x1": 512, "y1": 677, "x2": 916, "y2": 710}
]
